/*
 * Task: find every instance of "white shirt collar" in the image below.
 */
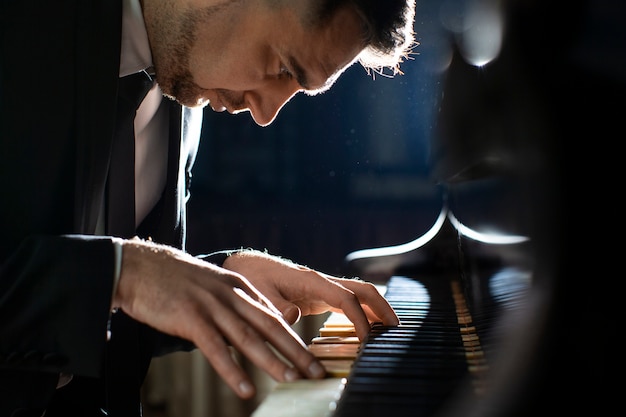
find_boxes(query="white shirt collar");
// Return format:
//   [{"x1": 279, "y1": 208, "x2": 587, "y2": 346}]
[{"x1": 120, "y1": 0, "x2": 153, "y2": 77}]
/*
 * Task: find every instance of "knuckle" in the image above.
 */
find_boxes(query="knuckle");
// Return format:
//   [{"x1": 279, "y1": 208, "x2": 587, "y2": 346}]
[{"x1": 234, "y1": 322, "x2": 262, "y2": 347}]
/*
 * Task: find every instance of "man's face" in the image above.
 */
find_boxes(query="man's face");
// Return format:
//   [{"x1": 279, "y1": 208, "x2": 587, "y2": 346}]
[{"x1": 144, "y1": 0, "x2": 365, "y2": 126}]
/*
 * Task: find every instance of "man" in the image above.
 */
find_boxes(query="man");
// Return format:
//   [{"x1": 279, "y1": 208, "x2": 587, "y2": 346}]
[{"x1": 0, "y1": 0, "x2": 416, "y2": 415}]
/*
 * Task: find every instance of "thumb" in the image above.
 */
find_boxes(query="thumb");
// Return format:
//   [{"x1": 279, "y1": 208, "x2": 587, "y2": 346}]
[{"x1": 279, "y1": 303, "x2": 302, "y2": 325}]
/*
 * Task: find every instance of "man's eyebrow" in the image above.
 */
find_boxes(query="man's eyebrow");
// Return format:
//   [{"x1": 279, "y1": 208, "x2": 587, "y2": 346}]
[
  {"x1": 288, "y1": 55, "x2": 311, "y2": 90},
  {"x1": 288, "y1": 55, "x2": 336, "y2": 94}
]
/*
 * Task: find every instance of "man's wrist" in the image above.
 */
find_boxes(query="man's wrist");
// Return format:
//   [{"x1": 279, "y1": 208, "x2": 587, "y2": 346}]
[{"x1": 111, "y1": 237, "x2": 124, "y2": 304}]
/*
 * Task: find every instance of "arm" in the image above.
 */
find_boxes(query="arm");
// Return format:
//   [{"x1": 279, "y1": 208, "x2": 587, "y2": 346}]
[{"x1": 0, "y1": 235, "x2": 117, "y2": 377}]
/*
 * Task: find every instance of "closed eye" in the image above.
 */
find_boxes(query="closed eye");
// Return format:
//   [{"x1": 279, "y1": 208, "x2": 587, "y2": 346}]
[
  {"x1": 277, "y1": 53, "x2": 310, "y2": 89},
  {"x1": 279, "y1": 64, "x2": 294, "y2": 80}
]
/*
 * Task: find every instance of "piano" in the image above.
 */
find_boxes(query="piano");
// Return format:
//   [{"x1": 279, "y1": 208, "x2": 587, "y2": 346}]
[
  {"x1": 253, "y1": 0, "x2": 617, "y2": 415},
  {"x1": 253, "y1": 190, "x2": 538, "y2": 417}
]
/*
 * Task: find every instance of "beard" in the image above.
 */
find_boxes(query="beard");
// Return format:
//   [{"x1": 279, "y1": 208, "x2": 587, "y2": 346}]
[
  {"x1": 161, "y1": 67, "x2": 207, "y2": 108},
  {"x1": 145, "y1": 3, "x2": 229, "y2": 108}
]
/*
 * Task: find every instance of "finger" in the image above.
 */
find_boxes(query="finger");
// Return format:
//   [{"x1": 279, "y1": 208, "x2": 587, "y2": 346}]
[
  {"x1": 228, "y1": 289, "x2": 325, "y2": 380},
  {"x1": 192, "y1": 317, "x2": 257, "y2": 399},
  {"x1": 246, "y1": 278, "x2": 302, "y2": 324},
  {"x1": 333, "y1": 278, "x2": 400, "y2": 326},
  {"x1": 332, "y1": 293, "x2": 375, "y2": 340},
  {"x1": 192, "y1": 299, "x2": 307, "y2": 399},
  {"x1": 283, "y1": 269, "x2": 393, "y2": 337},
  {"x1": 282, "y1": 303, "x2": 302, "y2": 325},
  {"x1": 301, "y1": 277, "x2": 373, "y2": 340},
  {"x1": 254, "y1": 267, "x2": 371, "y2": 340},
  {"x1": 217, "y1": 270, "x2": 285, "y2": 318},
  {"x1": 185, "y1": 287, "x2": 294, "y2": 399}
]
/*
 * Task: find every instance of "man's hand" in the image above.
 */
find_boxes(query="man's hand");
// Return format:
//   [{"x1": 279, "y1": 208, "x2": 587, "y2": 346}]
[
  {"x1": 112, "y1": 239, "x2": 325, "y2": 399},
  {"x1": 111, "y1": 241, "x2": 399, "y2": 400},
  {"x1": 221, "y1": 250, "x2": 400, "y2": 340}
]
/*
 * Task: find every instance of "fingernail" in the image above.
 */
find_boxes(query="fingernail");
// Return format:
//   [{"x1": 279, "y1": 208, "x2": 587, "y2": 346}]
[
  {"x1": 283, "y1": 305, "x2": 302, "y2": 324},
  {"x1": 284, "y1": 368, "x2": 300, "y2": 382},
  {"x1": 308, "y1": 361, "x2": 325, "y2": 378},
  {"x1": 239, "y1": 381, "x2": 254, "y2": 397}
]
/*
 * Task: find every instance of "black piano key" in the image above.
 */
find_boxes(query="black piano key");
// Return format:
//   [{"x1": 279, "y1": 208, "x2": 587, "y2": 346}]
[
  {"x1": 341, "y1": 378, "x2": 462, "y2": 397},
  {"x1": 349, "y1": 363, "x2": 470, "y2": 378},
  {"x1": 331, "y1": 275, "x2": 482, "y2": 417}
]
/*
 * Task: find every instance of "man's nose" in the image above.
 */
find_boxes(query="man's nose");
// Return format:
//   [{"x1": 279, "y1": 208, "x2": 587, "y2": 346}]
[{"x1": 245, "y1": 82, "x2": 302, "y2": 127}]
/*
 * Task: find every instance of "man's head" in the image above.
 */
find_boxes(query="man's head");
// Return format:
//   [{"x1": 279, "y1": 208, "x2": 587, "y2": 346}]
[{"x1": 143, "y1": 0, "x2": 416, "y2": 126}]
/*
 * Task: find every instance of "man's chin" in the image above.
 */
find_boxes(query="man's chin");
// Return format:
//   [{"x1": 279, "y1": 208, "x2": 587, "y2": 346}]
[{"x1": 185, "y1": 97, "x2": 212, "y2": 108}]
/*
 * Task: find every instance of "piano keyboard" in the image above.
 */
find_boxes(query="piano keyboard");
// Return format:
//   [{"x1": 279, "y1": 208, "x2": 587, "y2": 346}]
[{"x1": 253, "y1": 275, "x2": 489, "y2": 417}]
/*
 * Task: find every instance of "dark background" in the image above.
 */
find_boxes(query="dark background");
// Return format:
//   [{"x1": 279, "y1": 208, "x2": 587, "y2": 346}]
[
  {"x1": 186, "y1": 0, "x2": 449, "y2": 276},
  {"x1": 185, "y1": 0, "x2": 626, "y2": 285}
]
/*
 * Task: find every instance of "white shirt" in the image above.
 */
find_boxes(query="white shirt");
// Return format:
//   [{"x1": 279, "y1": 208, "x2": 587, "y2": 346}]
[{"x1": 121, "y1": 0, "x2": 169, "y2": 227}]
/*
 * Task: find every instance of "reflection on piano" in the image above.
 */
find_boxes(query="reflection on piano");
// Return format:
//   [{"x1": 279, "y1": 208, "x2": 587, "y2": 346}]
[{"x1": 331, "y1": 206, "x2": 536, "y2": 417}]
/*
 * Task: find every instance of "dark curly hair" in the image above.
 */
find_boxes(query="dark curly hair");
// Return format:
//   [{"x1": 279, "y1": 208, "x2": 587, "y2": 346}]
[{"x1": 303, "y1": 0, "x2": 417, "y2": 75}]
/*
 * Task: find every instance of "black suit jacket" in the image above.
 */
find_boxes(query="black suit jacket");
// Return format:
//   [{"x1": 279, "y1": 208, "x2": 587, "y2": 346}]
[{"x1": 0, "y1": 0, "x2": 202, "y2": 415}]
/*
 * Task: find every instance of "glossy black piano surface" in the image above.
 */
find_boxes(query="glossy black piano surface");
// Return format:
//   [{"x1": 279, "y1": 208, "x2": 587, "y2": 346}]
[{"x1": 336, "y1": 208, "x2": 536, "y2": 417}]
